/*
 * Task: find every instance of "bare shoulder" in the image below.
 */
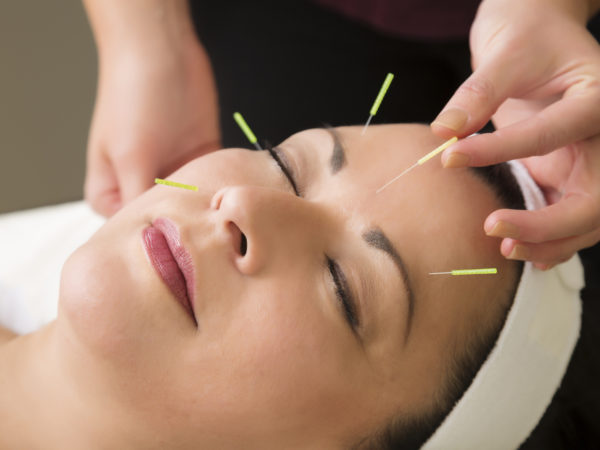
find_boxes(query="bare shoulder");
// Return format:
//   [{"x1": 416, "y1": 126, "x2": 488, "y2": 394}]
[{"x1": 0, "y1": 325, "x2": 17, "y2": 345}]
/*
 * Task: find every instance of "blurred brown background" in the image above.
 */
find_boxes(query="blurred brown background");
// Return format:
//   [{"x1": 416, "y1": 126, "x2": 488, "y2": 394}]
[{"x1": 0, "y1": 1, "x2": 96, "y2": 213}]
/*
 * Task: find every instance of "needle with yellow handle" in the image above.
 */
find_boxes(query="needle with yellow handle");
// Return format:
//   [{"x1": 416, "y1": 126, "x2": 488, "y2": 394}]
[
  {"x1": 376, "y1": 136, "x2": 458, "y2": 194},
  {"x1": 361, "y1": 73, "x2": 394, "y2": 136},
  {"x1": 429, "y1": 268, "x2": 498, "y2": 276},
  {"x1": 155, "y1": 178, "x2": 198, "y2": 191},
  {"x1": 233, "y1": 112, "x2": 262, "y2": 150}
]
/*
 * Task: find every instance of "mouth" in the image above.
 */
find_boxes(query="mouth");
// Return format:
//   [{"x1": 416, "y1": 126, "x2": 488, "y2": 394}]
[{"x1": 142, "y1": 218, "x2": 197, "y2": 325}]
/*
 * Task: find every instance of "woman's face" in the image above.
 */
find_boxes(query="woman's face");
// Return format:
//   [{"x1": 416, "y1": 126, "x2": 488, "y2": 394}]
[{"x1": 58, "y1": 124, "x2": 515, "y2": 448}]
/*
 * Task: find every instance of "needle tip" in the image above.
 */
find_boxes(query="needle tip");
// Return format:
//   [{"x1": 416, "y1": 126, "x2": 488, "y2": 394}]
[
  {"x1": 375, "y1": 163, "x2": 417, "y2": 193},
  {"x1": 361, "y1": 115, "x2": 373, "y2": 136}
]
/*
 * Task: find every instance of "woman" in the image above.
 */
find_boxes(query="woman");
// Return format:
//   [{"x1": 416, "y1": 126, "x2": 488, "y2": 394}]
[{"x1": 2, "y1": 123, "x2": 585, "y2": 449}]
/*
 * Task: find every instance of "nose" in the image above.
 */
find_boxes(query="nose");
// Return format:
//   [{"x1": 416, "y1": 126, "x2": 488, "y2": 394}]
[{"x1": 210, "y1": 186, "x2": 327, "y2": 275}]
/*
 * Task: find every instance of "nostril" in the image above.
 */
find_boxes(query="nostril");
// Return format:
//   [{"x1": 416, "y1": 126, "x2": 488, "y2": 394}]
[
  {"x1": 227, "y1": 221, "x2": 247, "y2": 257},
  {"x1": 240, "y1": 233, "x2": 247, "y2": 256}
]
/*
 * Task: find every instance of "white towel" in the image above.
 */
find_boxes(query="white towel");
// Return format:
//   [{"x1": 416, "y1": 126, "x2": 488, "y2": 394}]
[
  {"x1": 0, "y1": 201, "x2": 105, "y2": 334},
  {"x1": 423, "y1": 161, "x2": 584, "y2": 449}
]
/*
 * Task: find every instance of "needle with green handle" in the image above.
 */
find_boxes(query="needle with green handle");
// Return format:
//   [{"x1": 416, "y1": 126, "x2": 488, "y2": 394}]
[
  {"x1": 233, "y1": 112, "x2": 262, "y2": 150},
  {"x1": 376, "y1": 136, "x2": 458, "y2": 194},
  {"x1": 429, "y1": 268, "x2": 498, "y2": 276},
  {"x1": 361, "y1": 73, "x2": 394, "y2": 136}
]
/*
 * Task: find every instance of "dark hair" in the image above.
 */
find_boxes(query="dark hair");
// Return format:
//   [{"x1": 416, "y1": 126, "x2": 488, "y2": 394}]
[{"x1": 353, "y1": 163, "x2": 526, "y2": 450}]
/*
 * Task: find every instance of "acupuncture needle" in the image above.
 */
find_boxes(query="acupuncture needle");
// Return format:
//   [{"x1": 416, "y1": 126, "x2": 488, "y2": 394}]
[
  {"x1": 155, "y1": 178, "x2": 198, "y2": 191},
  {"x1": 361, "y1": 73, "x2": 394, "y2": 136},
  {"x1": 376, "y1": 136, "x2": 458, "y2": 194},
  {"x1": 233, "y1": 112, "x2": 262, "y2": 150},
  {"x1": 429, "y1": 268, "x2": 498, "y2": 276}
]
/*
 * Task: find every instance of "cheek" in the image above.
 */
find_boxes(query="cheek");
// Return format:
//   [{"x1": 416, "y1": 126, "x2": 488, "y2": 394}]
[
  {"x1": 191, "y1": 273, "x2": 363, "y2": 428},
  {"x1": 207, "y1": 276, "x2": 330, "y2": 377}
]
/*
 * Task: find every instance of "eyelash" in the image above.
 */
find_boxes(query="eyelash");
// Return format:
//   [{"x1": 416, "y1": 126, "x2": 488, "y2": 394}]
[
  {"x1": 266, "y1": 145, "x2": 299, "y2": 196},
  {"x1": 264, "y1": 145, "x2": 359, "y2": 332},
  {"x1": 327, "y1": 257, "x2": 359, "y2": 331}
]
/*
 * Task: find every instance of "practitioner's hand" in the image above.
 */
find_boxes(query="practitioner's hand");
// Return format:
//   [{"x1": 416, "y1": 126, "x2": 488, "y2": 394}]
[
  {"x1": 84, "y1": 39, "x2": 220, "y2": 217},
  {"x1": 431, "y1": 0, "x2": 600, "y2": 269}
]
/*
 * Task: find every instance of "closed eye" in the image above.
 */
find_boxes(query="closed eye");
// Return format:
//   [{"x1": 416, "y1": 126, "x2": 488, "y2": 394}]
[
  {"x1": 266, "y1": 145, "x2": 300, "y2": 196},
  {"x1": 327, "y1": 257, "x2": 359, "y2": 331}
]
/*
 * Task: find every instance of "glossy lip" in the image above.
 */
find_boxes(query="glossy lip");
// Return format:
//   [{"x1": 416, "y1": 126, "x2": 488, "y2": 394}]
[{"x1": 143, "y1": 217, "x2": 197, "y2": 325}]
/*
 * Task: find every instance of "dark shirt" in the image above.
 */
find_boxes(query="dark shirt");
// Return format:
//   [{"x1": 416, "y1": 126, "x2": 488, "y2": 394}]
[{"x1": 311, "y1": 0, "x2": 482, "y2": 39}]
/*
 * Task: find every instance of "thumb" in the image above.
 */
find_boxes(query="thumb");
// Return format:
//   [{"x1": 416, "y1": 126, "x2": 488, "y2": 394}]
[
  {"x1": 84, "y1": 148, "x2": 122, "y2": 218},
  {"x1": 431, "y1": 61, "x2": 512, "y2": 139}
]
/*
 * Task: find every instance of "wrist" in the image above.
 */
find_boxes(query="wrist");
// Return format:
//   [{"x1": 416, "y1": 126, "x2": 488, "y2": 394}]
[{"x1": 84, "y1": 0, "x2": 198, "y2": 61}]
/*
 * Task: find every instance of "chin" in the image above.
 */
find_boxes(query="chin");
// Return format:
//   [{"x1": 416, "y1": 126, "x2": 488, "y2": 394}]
[{"x1": 57, "y1": 234, "x2": 152, "y2": 361}]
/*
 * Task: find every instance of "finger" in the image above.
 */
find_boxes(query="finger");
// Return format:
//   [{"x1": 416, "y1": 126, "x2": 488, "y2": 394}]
[
  {"x1": 500, "y1": 227, "x2": 600, "y2": 265},
  {"x1": 441, "y1": 86, "x2": 600, "y2": 168},
  {"x1": 533, "y1": 262, "x2": 556, "y2": 271},
  {"x1": 484, "y1": 193, "x2": 600, "y2": 244},
  {"x1": 84, "y1": 147, "x2": 122, "y2": 217},
  {"x1": 431, "y1": 60, "x2": 514, "y2": 139}
]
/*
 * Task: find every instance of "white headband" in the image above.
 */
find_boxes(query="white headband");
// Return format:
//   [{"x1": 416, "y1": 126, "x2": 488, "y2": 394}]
[{"x1": 423, "y1": 161, "x2": 584, "y2": 449}]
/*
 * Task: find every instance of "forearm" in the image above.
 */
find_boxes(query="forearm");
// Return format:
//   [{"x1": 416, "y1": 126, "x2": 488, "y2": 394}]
[{"x1": 82, "y1": 0, "x2": 198, "y2": 60}]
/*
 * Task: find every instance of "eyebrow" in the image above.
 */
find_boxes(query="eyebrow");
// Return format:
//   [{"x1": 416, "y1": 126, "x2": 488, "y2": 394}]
[
  {"x1": 322, "y1": 127, "x2": 416, "y2": 340},
  {"x1": 363, "y1": 229, "x2": 416, "y2": 340},
  {"x1": 324, "y1": 126, "x2": 346, "y2": 174}
]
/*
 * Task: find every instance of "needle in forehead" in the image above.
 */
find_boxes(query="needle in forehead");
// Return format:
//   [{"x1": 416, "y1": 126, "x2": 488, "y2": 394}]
[
  {"x1": 361, "y1": 73, "x2": 394, "y2": 136},
  {"x1": 233, "y1": 112, "x2": 262, "y2": 150},
  {"x1": 376, "y1": 136, "x2": 458, "y2": 194}
]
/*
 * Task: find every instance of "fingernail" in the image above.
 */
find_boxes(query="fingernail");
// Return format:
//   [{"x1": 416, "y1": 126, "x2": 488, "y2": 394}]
[
  {"x1": 486, "y1": 221, "x2": 520, "y2": 239},
  {"x1": 443, "y1": 152, "x2": 470, "y2": 168},
  {"x1": 432, "y1": 108, "x2": 468, "y2": 132},
  {"x1": 534, "y1": 262, "x2": 551, "y2": 271},
  {"x1": 507, "y1": 244, "x2": 531, "y2": 260}
]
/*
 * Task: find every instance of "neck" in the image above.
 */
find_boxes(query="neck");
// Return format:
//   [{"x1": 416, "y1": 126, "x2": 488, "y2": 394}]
[{"x1": 0, "y1": 323, "x2": 144, "y2": 449}]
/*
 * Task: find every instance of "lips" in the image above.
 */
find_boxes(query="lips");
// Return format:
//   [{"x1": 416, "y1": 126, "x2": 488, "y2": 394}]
[{"x1": 142, "y1": 218, "x2": 196, "y2": 324}]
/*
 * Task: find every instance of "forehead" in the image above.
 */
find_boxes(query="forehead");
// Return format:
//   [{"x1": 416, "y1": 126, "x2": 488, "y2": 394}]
[{"x1": 282, "y1": 124, "x2": 503, "y2": 265}]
